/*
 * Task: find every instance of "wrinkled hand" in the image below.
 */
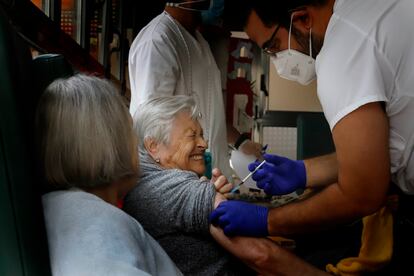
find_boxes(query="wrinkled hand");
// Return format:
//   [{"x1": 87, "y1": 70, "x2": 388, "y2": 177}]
[
  {"x1": 210, "y1": 168, "x2": 233, "y2": 194},
  {"x1": 200, "y1": 168, "x2": 223, "y2": 182},
  {"x1": 210, "y1": 168, "x2": 223, "y2": 183},
  {"x1": 249, "y1": 153, "x2": 306, "y2": 195},
  {"x1": 214, "y1": 176, "x2": 233, "y2": 194},
  {"x1": 239, "y1": 140, "x2": 263, "y2": 159},
  {"x1": 209, "y1": 201, "x2": 268, "y2": 237}
]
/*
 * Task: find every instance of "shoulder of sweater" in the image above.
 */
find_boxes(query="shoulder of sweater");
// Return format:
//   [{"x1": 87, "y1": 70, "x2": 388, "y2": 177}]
[{"x1": 128, "y1": 167, "x2": 212, "y2": 200}]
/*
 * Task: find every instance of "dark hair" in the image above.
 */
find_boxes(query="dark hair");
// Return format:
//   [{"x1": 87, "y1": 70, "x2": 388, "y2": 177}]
[{"x1": 226, "y1": 0, "x2": 328, "y2": 30}]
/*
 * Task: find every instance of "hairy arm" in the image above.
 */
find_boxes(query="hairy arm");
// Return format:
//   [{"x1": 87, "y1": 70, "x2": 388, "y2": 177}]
[
  {"x1": 304, "y1": 152, "x2": 338, "y2": 189},
  {"x1": 210, "y1": 226, "x2": 329, "y2": 276},
  {"x1": 268, "y1": 103, "x2": 390, "y2": 236}
]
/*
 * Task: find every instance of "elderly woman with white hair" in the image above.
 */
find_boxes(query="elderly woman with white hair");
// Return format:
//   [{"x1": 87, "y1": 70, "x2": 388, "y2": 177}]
[
  {"x1": 123, "y1": 95, "x2": 255, "y2": 276},
  {"x1": 36, "y1": 75, "x2": 182, "y2": 276}
]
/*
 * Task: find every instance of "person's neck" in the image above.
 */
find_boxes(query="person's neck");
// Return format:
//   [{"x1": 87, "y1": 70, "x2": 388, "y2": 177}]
[
  {"x1": 311, "y1": 0, "x2": 335, "y2": 36},
  {"x1": 322, "y1": 0, "x2": 336, "y2": 32},
  {"x1": 84, "y1": 184, "x2": 119, "y2": 206},
  {"x1": 165, "y1": 7, "x2": 200, "y2": 37},
  {"x1": 84, "y1": 176, "x2": 137, "y2": 207}
]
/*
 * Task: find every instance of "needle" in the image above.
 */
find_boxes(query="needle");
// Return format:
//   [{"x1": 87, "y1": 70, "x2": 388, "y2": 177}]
[{"x1": 230, "y1": 160, "x2": 267, "y2": 193}]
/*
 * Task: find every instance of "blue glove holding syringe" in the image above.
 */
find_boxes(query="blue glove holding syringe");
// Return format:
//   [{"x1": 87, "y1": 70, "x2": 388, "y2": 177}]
[
  {"x1": 210, "y1": 145, "x2": 269, "y2": 237},
  {"x1": 249, "y1": 154, "x2": 307, "y2": 195},
  {"x1": 230, "y1": 159, "x2": 266, "y2": 193},
  {"x1": 209, "y1": 147, "x2": 307, "y2": 237},
  {"x1": 230, "y1": 144, "x2": 268, "y2": 193}
]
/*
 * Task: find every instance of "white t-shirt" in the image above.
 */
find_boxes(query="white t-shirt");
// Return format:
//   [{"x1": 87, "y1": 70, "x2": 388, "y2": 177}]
[
  {"x1": 128, "y1": 11, "x2": 232, "y2": 179},
  {"x1": 316, "y1": 0, "x2": 414, "y2": 194},
  {"x1": 42, "y1": 189, "x2": 182, "y2": 276}
]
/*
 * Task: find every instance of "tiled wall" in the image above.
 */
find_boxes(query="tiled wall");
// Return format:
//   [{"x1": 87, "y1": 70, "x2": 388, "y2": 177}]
[{"x1": 263, "y1": 127, "x2": 297, "y2": 160}]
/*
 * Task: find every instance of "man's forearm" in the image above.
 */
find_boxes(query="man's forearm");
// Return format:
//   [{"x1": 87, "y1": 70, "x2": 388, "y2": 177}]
[
  {"x1": 250, "y1": 241, "x2": 330, "y2": 276},
  {"x1": 210, "y1": 226, "x2": 329, "y2": 276},
  {"x1": 267, "y1": 182, "x2": 376, "y2": 236},
  {"x1": 304, "y1": 152, "x2": 338, "y2": 189}
]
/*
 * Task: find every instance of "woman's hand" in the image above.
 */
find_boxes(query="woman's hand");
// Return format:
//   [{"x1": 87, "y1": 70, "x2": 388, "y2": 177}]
[
  {"x1": 210, "y1": 168, "x2": 222, "y2": 183},
  {"x1": 200, "y1": 168, "x2": 224, "y2": 183},
  {"x1": 209, "y1": 167, "x2": 233, "y2": 208},
  {"x1": 211, "y1": 168, "x2": 233, "y2": 194}
]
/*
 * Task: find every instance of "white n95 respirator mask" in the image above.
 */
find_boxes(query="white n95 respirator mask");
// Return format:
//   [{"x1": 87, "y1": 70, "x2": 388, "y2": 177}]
[{"x1": 271, "y1": 15, "x2": 316, "y2": 86}]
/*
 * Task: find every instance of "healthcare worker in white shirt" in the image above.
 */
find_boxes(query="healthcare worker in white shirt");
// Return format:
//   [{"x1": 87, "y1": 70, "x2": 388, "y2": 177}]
[
  {"x1": 128, "y1": 0, "x2": 262, "y2": 180},
  {"x1": 210, "y1": 0, "x2": 414, "y2": 273}
]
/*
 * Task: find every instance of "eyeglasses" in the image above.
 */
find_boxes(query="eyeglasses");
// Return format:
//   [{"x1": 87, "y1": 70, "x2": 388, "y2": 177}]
[{"x1": 262, "y1": 24, "x2": 280, "y2": 57}]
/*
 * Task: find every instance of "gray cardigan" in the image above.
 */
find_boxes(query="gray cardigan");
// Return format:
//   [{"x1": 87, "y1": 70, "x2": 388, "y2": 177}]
[{"x1": 123, "y1": 152, "x2": 253, "y2": 276}]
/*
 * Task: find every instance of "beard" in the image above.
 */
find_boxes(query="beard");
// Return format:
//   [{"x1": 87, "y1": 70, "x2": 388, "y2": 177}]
[{"x1": 291, "y1": 26, "x2": 324, "y2": 59}]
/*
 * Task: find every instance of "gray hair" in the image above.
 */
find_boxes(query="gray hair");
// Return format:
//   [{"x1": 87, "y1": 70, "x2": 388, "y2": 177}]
[
  {"x1": 36, "y1": 74, "x2": 137, "y2": 189},
  {"x1": 133, "y1": 95, "x2": 200, "y2": 151}
]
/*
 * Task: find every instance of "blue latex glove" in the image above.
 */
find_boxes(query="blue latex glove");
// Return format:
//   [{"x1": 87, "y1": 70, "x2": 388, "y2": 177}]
[
  {"x1": 209, "y1": 201, "x2": 268, "y2": 237},
  {"x1": 248, "y1": 153, "x2": 306, "y2": 195}
]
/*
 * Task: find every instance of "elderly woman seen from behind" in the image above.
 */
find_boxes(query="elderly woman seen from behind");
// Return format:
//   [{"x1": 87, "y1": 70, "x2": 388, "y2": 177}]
[
  {"x1": 36, "y1": 75, "x2": 182, "y2": 276},
  {"x1": 123, "y1": 95, "x2": 254, "y2": 275}
]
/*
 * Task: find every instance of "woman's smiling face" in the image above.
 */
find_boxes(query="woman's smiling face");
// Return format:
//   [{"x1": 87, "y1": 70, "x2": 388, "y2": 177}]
[{"x1": 157, "y1": 111, "x2": 208, "y2": 176}]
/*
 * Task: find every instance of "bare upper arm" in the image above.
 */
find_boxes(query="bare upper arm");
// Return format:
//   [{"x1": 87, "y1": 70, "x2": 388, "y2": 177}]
[{"x1": 332, "y1": 102, "x2": 390, "y2": 213}]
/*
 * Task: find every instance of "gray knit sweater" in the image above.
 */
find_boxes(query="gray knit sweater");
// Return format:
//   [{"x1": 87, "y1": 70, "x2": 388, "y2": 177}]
[{"x1": 123, "y1": 152, "x2": 253, "y2": 276}]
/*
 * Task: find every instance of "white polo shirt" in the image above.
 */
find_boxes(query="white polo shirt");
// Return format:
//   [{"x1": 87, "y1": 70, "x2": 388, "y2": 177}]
[{"x1": 316, "y1": 0, "x2": 414, "y2": 193}]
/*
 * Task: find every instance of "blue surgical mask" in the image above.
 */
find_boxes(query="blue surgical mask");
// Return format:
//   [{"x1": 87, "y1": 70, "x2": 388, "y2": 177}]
[
  {"x1": 201, "y1": 0, "x2": 224, "y2": 26},
  {"x1": 271, "y1": 15, "x2": 316, "y2": 86}
]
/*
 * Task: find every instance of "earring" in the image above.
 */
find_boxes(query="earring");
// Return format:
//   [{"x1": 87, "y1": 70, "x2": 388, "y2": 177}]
[{"x1": 155, "y1": 158, "x2": 160, "y2": 163}]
